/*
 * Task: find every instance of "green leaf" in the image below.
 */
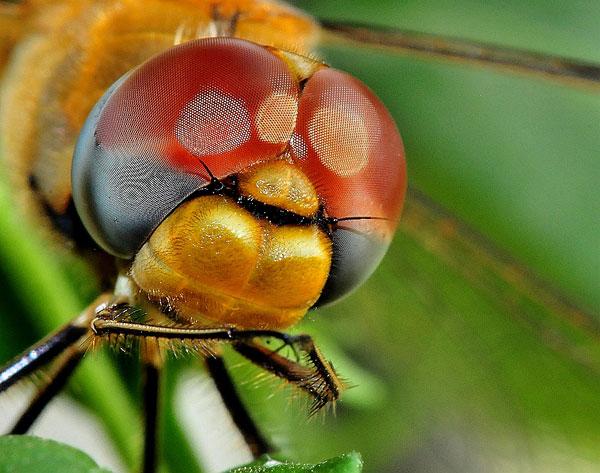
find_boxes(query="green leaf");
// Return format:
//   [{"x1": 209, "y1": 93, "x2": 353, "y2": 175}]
[
  {"x1": 0, "y1": 436, "x2": 113, "y2": 473},
  {"x1": 225, "y1": 453, "x2": 362, "y2": 473}
]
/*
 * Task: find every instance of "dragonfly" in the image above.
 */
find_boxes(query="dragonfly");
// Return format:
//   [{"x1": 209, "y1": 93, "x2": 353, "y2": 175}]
[{"x1": 0, "y1": 0, "x2": 598, "y2": 472}]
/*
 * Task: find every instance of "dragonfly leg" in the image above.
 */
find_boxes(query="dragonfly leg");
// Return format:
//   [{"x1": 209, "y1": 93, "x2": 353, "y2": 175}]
[
  {"x1": 0, "y1": 294, "x2": 112, "y2": 393},
  {"x1": 91, "y1": 314, "x2": 345, "y2": 413},
  {"x1": 233, "y1": 335, "x2": 344, "y2": 414},
  {"x1": 141, "y1": 340, "x2": 163, "y2": 473},
  {"x1": 0, "y1": 294, "x2": 113, "y2": 434},
  {"x1": 9, "y1": 345, "x2": 86, "y2": 434},
  {"x1": 205, "y1": 354, "x2": 272, "y2": 458},
  {"x1": 1, "y1": 323, "x2": 86, "y2": 394}
]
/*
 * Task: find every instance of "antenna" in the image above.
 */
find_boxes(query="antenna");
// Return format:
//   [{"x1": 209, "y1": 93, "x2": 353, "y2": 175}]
[
  {"x1": 326, "y1": 215, "x2": 390, "y2": 225},
  {"x1": 195, "y1": 158, "x2": 224, "y2": 191}
]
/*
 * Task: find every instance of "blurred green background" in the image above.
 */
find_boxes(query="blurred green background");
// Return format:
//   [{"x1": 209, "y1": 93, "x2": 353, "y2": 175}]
[{"x1": 1, "y1": 0, "x2": 599, "y2": 472}]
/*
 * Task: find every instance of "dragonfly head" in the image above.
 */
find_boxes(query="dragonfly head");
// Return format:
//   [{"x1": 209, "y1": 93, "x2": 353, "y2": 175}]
[{"x1": 71, "y1": 37, "x2": 407, "y2": 328}]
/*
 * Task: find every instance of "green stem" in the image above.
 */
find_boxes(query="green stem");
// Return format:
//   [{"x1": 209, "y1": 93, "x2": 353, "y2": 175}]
[{"x1": 0, "y1": 177, "x2": 139, "y2": 469}]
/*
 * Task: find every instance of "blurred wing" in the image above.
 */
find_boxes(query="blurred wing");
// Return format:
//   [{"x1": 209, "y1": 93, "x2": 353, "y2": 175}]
[
  {"x1": 320, "y1": 21, "x2": 600, "y2": 90},
  {"x1": 316, "y1": 21, "x2": 599, "y2": 351},
  {"x1": 402, "y1": 187, "x2": 600, "y2": 369}
]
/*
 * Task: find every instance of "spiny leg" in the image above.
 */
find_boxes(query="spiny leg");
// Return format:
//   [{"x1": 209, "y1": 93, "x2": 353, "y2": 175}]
[
  {"x1": 91, "y1": 312, "x2": 344, "y2": 413},
  {"x1": 0, "y1": 295, "x2": 112, "y2": 434},
  {"x1": 0, "y1": 297, "x2": 112, "y2": 429},
  {"x1": 205, "y1": 355, "x2": 272, "y2": 458},
  {"x1": 0, "y1": 324, "x2": 88, "y2": 393},
  {"x1": 233, "y1": 335, "x2": 344, "y2": 414}
]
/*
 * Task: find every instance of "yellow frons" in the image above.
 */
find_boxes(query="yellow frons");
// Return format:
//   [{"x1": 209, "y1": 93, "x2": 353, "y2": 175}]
[{"x1": 238, "y1": 160, "x2": 320, "y2": 217}]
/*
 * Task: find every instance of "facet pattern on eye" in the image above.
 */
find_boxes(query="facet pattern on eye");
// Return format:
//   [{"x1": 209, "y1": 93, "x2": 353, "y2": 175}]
[
  {"x1": 308, "y1": 105, "x2": 370, "y2": 177},
  {"x1": 94, "y1": 37, "x2": 298, "y2": 178},
  {"x1": 175, "y1": 89, "x2": 251, "y2": 156},
  {"x1": 290, "y1": 132, "x2": 308, "y2": 160},
  {"x1": 315, "y1": 227, "x2": 387, "y2": 306},
  {"x1": 255, "y1": 92, "x2": 298, "y2": 143},
  {"x1": 294, "y1": 68, "x2": 406, "y2": 239},
  {"x1": 72, "y1": 38, "x2": 303, "y2": 258},
  {"x1": 78, "y1": 144, "x2": 206, "y2": 258}
]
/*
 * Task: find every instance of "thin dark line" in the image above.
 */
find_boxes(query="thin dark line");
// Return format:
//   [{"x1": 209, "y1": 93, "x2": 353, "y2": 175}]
[
  {"x1": 321, "y1": 21, "x2": 600, "y2": 90},
  {"x1": 232, "y1": 342, "x2": 297, "y2": 380},
  {"x1": 92, "y1": 319, "x2": 298, "y2": 345},
  {"x1": 205, "y1": 356, "x2": 272, "y2": 457},
  {"x1": 142, "y1": 361, "x2": 161, "y2": 473},
  {"x1": 92, "y1": 319, "x2": 233, "y2": 340},
  {"x1": 405, "y1": 186, "x2": 599, "y2": 330},
  {"x1": 328, "y1": 216, "x2": 388, "y2": 224},
  {"x1": 0, "y1": 325, "x2": 87, "y2": 393},
  {"x1": 10, "y1": 349, "x2": 84, "y2": 434}
]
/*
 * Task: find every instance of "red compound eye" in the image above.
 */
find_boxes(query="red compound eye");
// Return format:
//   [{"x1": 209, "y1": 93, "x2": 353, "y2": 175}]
[
  {"x1": 73, "y1": 38, "x2": 299, "y2": 258},
  {"x1": 292, "y1": 68, "x2": 407, "y2": 305},
  {"x1": 97, "y1": 37, "x2": 298, "y2": 177},
  {"x1": 292, "y1": 68, "x2": 406, "y2": 238}
]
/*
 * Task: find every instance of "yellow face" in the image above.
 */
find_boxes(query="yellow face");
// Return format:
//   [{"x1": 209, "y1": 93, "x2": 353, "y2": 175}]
[{"x1": 130, "y1": 161, "x2": 332, "y2": 330}]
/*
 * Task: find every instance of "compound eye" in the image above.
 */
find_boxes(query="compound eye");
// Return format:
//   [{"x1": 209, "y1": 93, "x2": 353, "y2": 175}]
[
  {"x1": 72, "y1": 38, "x2": 298, "y2": 258},
  {"x1": 291, "y1": 68, "x2": 407, "y2": 306}
]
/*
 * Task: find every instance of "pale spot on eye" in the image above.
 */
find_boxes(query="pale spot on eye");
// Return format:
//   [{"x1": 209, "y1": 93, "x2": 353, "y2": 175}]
[
  {"x1": 255, "y1": 93, "x2": 297, "y2": 143},
  {"x1": 308, "y1": 106, "x2": 369, "y2": 177},
  {"x1": 175, "y1": 90, "x2": 251, "y2": 156},
  {"x1": 290, "y1": 132, "x2": 308, "y2": 160}
]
